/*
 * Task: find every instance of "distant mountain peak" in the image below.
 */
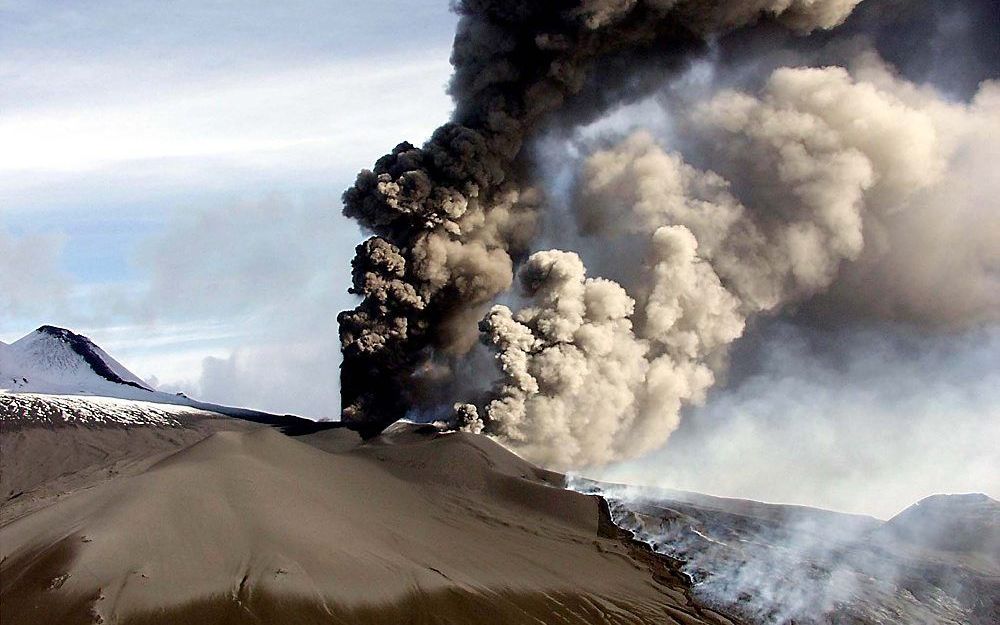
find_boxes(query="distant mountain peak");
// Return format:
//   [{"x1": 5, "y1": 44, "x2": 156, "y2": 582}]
[
  {"x1": 915, "y1": 492, "x2": 994, "y2": 506},
  {"x1": 0, "y1": 325, "x2": 153, "y2": 395},
  {"x1": 36, "y1": 324, "x2": 75, "y2": 337},
  {"x1": 876, "y1": 492, "x2": 1000, "y2": 555},
  {"x1": 33, "y1": 325, "x2": 150, "y2": 390},
  {"x1": 1, "y1": 325, "x2": 309, "y2": 427}
]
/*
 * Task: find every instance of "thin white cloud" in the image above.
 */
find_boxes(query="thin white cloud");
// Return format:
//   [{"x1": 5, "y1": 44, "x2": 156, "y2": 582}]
[
  {"x1": 80, "y1": 321, "x2": 240, "y2": 391},
  {"x1": 131, "y1": 194, "x2": 355, "y2": 320},
  {"x1": 196, "y1": 338, "x2": 343, "y2": 418},
  {"x1": 1, "y1": 53, "x2": 452, "y2": 177}
]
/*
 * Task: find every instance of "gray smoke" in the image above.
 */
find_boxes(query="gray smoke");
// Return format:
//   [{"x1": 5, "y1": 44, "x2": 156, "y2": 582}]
[
  {"x1": 338, "y1": 0, "x2": 861, "y2": 428},
  {"x1": 338, "y1": 0, "x2": 997, "y2": 480},
  {"x1": 478, "y1": 53, "x2": 999, "y2": 468}
]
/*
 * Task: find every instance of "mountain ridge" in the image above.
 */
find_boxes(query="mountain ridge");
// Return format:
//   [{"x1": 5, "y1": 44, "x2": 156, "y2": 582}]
[
  {"x1": 2, "y1": 326, "x2": 996, "y2": 624},
  {"x1": 33, "y1": 325, "x2": 151, "y2": 390}
]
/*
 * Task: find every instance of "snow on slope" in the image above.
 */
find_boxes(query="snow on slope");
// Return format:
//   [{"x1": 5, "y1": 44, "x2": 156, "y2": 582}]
[{"x1": 1, "y1": 393, "x2": 223, "y2": 427}]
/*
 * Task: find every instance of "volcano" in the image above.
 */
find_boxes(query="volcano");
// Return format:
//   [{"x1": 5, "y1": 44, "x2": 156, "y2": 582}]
[
  {"x1": 2, "y1": 328, "x2": 996, "y2": 624},
  {"x1": 0, "y1": 326, "x2": 307, "y2": 427},
  {"x1": 1, "y1": 412, "x2": 730, "y2": 624},
  {"x1": 0, "y1": 326, "x2": 731, "y2": 624}
]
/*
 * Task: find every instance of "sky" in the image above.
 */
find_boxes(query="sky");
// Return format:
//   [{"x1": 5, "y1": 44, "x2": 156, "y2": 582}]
[
  {"x1": 2, "y1": 0, "x2": 997, "y2": 519},
  {"x1": 1, "y1": 0, "x2": 459, "y2": 418}
]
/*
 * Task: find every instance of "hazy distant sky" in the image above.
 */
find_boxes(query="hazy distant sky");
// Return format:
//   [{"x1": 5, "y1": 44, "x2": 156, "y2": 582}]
[
  {"x1": 3, "y1": 1, "x2": 997, "y2": 518},
  {"x1": 2, "y1": 0, "x2": 458, "y2": 417}
]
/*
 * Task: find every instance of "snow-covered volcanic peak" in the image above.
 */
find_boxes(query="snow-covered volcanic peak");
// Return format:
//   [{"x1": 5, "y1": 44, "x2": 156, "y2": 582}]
[{"x1": 0, "y1": 326, "x2": 153, "y2": 396}]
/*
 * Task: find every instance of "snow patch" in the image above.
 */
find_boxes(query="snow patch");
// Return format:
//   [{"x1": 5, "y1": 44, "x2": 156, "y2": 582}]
[{"x1": 0, "y1": 393, "x2": 224, "y2": 427}]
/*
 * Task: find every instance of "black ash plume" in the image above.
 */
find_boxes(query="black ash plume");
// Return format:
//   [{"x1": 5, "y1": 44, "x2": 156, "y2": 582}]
[{"x1": 338, "y1": 0, "x2": 861, "y2": 429}]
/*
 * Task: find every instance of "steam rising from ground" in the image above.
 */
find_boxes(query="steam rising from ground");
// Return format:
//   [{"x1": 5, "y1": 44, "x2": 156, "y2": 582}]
[
  {"x1": 339, "y1": 1, "x2": 998, "y2": 473},
  {"x1": 572, "y1": 478, "x2": 1000, "y2": 624}
]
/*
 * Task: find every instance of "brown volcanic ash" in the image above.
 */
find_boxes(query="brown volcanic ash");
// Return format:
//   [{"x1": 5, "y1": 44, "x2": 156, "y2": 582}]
[{"x1": 337, "y1": 0, "x2": 861, "y2": 427}]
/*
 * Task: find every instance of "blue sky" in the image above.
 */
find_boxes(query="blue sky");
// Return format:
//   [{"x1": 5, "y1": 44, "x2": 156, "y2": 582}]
[{"x1": 1, "y1": 0, "x2": 459, "y2": 416}]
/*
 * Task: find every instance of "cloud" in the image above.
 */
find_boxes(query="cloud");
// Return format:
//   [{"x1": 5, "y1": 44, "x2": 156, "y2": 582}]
[
  {"x1": 0, "y1": 1, "x2": 454, "y2": 416},
  {"x1": 337, "y1": 0, "x2": 863, "y2": 428},
  {"x1": 595, "y1": 321, "x2": 1000, "y2": 519},
  {"x1": 197, "y1": 340, "x2": 342, "y2": 418},
  {"x1": 133, "y1": 195, "x2": 349, "y2": 319},
  {"x1": 1, "y1": 0, "x2": 462, "y2": 416},
  {"x1": 1, "y1": 194, "x2": 351, "y2": 420},
  {"x1": 1, "y1": 56, "x2": 451, "y2": 174},
  {"x1": 804, "y1": 58, "x2": 1000, "y2": 327},
  {"x1": 576, "y1": 57, "x2": 998, "y2": 328},
  {"x1": 0, "y1": 54, "x2": 453, "y2": 215},
  {"x1": 101, "y1": 195, "x2": 357, "y2": 417},
  {"x1": 0, "y1": 227, "x2": 69, "y2": 320},
  {"x1": 480, "y1": 56, "x2": 997, "y2": 470}
]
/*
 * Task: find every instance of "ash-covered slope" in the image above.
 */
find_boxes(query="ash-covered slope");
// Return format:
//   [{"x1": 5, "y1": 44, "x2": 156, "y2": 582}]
[
  {"x1": 0, "y1": 395, "x2": 261, "y2": 519},
  {"x1": 872, "y1": 493, "x2": 1000, "y2": 558},
  {"x1": 0, "y1": 420, "x2": 734, "y2": 625},
  {"x1": 0, "y1": 327, "x2": 313, "y2": 515},
  {"x1": 575, "y1": 481, "x2": 999, "y2": 625}
]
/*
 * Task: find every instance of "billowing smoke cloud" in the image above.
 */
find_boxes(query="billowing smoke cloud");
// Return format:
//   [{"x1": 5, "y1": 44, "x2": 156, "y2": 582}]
[
  {"x1": 338, "y1": 0, "x2": 862, "y2": 427},
  {"x1": 801, "y1": 55, "x2": 1000, "y2": 327},
  {"x1": 478, "y1": 56, "x2": 999, "y2": 468},
  {"x1": 597, "y1": 321, "x2": 1000, "y2": 520},
  {"x1": 477, "y1": 245, "x2": 721, "y2": 467},
  {"x1": 338, "y1": 0, "x2": 998, "y2": 485}
]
